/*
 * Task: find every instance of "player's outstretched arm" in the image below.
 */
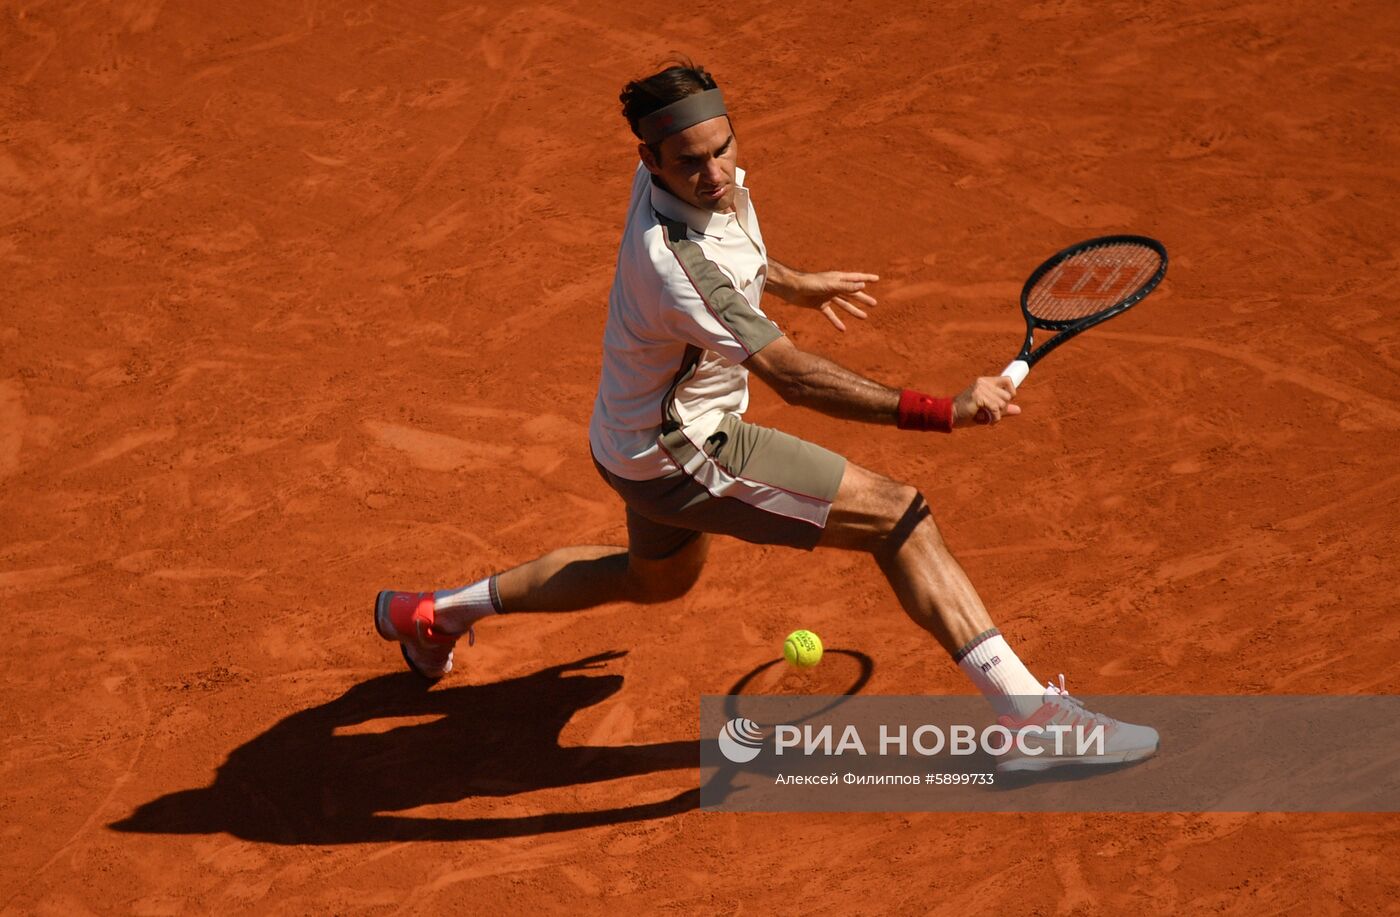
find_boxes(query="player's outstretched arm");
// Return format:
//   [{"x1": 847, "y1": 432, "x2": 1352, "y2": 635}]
[
  {"x1": 766, "y1": 259, "x2": 877, "y2": 332},
  {"x1": 745, "y1": 336, "x2": 1020, "y2": 429},
  {"x1": 746, "y1": 335, "x2": 897, "y2": 422}
]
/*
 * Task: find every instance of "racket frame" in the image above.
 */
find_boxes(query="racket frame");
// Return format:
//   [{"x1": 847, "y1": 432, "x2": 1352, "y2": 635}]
[{"x1": 1001, "y1": 234, "x2": 1168, "y2": 387}]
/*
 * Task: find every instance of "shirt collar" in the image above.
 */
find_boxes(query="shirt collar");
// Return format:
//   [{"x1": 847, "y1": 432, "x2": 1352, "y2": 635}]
[{"x1": 649, "y1": 166, "x2": 748, "y2": 239}]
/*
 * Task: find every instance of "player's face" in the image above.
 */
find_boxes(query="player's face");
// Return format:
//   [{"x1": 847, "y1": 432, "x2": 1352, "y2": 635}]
[{"x1": 640, "y1": 115, "x2": 739, "y2": 214}]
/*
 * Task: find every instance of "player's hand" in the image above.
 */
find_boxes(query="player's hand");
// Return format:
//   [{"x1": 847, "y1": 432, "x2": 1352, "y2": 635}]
[
  {"x1": 953, "y1": 376, "x2": 1022, "y2": 427},
  {"x1": 784, "y1": 270, "x2": 878, "y2": 332}
]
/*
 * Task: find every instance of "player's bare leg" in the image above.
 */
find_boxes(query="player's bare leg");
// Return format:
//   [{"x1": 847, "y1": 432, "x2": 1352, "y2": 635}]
[
  {"x1": 820, "y1": 461, "x2": 1046, "y2": 716},
  {"x1": 820, "y1": 462, "x2": 993, "y2": 655},
  {"x1": 492, "y1": 534, "x2": 711, "y2": 612},
  {"x1": 375, "y1": 534, "x2": 709, "y2": 680},
  {"x1": 819, "y1": 461, "x2": 1159, "y2": 771}
]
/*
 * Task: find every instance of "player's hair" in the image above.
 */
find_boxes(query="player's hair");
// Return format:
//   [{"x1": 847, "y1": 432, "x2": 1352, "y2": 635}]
[{"x1": 619, "y1": 58, "x2": 720, "y2": 157}]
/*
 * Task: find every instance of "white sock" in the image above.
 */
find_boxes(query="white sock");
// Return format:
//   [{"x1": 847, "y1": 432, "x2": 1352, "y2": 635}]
[
  {"x1": 954, "y1": 629, "x2": 1045, "y2": 718},
  {"x1": 433, "y1": 575, "x2": 501, "y2": 634}
]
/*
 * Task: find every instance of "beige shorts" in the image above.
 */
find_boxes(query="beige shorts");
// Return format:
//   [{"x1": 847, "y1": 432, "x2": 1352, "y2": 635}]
[{"x1": 593, "y1": 414, "x2": 848, "y2": 560}]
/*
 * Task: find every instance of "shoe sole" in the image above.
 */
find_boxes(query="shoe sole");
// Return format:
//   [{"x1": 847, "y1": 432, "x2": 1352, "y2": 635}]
[
  {"x1": 374, "y1": 591, "x2": 396, "y2": 641},
  {"x1": 374, "y1": 590, "x2": 444, "y2": 683},
  {"x1": 995, "y1": 741, "x2": 1159, "y2": 773}
]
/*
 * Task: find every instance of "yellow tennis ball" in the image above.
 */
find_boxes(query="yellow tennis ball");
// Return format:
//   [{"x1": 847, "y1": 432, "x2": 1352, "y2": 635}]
[{"x1": 783, "y1": 629, "x2": 823, "y2": 668}]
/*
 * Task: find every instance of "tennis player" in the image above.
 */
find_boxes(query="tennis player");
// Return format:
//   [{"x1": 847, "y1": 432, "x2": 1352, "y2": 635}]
[{"x1": 375, "y1": 61, "x2": 1157, "y2": 770}]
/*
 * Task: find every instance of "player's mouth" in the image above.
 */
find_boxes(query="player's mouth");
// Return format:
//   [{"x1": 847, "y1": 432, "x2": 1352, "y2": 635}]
[{"x1": 701, "y1": 184, "x2": 727, "y2": 201}]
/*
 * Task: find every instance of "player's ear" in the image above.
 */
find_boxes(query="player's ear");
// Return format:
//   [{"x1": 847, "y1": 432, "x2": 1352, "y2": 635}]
[{"x1": 638, "y1": 142, "x2": 662, "y2": 175}]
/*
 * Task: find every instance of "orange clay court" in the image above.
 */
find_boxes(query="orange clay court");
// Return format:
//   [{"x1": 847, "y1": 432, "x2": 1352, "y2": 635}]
[{"x1": 2, "y1": 0, "x2": 1399, "y2": 913}]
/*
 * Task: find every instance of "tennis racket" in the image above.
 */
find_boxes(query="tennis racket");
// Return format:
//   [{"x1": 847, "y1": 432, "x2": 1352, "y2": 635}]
[{"x1": 996, "y1": 234, "x2": 1167, "y2": 390}]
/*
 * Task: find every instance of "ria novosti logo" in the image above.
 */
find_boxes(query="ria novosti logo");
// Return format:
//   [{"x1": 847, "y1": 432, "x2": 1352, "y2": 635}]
[
  {"x1": 717, "y1": 717, "x2": 765, "y2": 763},
  {"x1": 716, "y1": 717, "x2": 1114, "y2": 764}
]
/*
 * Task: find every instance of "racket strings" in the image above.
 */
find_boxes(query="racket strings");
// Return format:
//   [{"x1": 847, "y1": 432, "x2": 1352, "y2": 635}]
[{"x1": 1026, "y1": 243, "x2": 1162, "y2": 322}]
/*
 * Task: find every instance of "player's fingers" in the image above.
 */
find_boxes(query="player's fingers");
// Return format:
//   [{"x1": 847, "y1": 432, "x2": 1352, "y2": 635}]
[
  {"x1": 836, "y1": 272, "x2": 879, "y2": 283},
  {"x1": 993, "y1": 377, "x2": 1017, "y2": 398},
  {"x1": 820, "y1": 304, "x2": 848, "y2": 332},
  {"x1": 1004, "y1": 403, "x2": 1022, "y2": 416},
  {"x1": 831, "y1": 297, "x2": 868, "y2": 319},
  {"x1": 849, "y1": 290, "x2": 878, "y2": 307}
]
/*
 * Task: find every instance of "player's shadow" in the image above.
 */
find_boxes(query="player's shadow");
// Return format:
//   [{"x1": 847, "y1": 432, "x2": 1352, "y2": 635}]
[{"x1": 110, "y1": 651, "x2": 698, "y2": 844}]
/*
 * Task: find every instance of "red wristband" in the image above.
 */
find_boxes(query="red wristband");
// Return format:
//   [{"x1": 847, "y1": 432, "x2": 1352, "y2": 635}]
[{"x1": 897, "y1": 389, "x2": 955, "y2": 433}]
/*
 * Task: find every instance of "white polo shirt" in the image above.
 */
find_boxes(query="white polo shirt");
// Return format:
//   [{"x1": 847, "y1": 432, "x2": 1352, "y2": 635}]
[{"x1": 589, "y1": 162, "x2": 783, "y2": 480}]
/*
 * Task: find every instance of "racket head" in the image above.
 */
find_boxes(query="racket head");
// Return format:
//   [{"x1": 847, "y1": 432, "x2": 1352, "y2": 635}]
[{"x1": 1020, "y1": 235, "x2": 1167, "y2": 331}]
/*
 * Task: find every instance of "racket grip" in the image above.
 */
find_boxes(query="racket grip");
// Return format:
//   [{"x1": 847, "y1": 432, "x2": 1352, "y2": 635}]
[{"x1": 1000, "y1": 360, "x2": 1030, "y2": 389}]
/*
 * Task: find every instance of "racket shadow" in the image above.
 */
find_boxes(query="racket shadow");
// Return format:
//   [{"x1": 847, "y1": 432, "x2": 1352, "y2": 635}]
[
  {"x1": 700, "y1": 650, "x2": 876, "y2": 808},
  {"x1": 721, "y1": 649, "x2": 876, "y2": 728}
]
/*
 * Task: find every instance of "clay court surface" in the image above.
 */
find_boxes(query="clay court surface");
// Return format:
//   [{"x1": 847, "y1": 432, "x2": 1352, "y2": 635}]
[{"x1": 3, "y1": 0, "x2": 1399, "y2": 912}]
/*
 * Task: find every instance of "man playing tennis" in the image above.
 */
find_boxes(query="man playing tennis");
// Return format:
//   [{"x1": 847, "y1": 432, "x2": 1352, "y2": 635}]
[{"x1": 375, "y1": 62, "x2": 1157, "y2": 771}]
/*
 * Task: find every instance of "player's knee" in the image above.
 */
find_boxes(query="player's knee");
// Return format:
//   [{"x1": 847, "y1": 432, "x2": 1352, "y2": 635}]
[
  {"x1": 877, "y1": 481, "x2": 921, "y2": 530},
  {"x1": 873, "y1": 482, "x2": 938, "y2": 552}
]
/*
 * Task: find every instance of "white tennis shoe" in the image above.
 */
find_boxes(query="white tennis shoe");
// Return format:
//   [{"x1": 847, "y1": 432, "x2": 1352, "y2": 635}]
[{"x1": 994, "y1": 675, "x2": 1159, "y2": 773}]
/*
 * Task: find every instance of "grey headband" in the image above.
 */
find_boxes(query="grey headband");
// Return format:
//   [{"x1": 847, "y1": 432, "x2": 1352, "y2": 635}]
[{"x1": 638, "y1": 89, "x2": 727, "y2": 145}]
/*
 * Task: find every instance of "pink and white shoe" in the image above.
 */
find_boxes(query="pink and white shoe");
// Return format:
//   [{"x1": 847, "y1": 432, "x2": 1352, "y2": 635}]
[
  {"x1": 374, "y1": 591, "x2": 472, "y2": 682},
  {"x1": 994, "y1": 675, "x2": 1159, "y2": 773}
]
